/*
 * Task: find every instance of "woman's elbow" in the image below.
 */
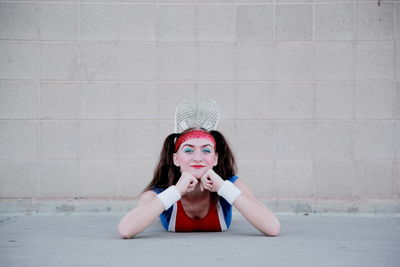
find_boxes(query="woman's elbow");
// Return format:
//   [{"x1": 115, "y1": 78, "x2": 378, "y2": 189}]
[
  {"x1": 117, "y1": 223, "x2": 136, "y2": 239},
  {"x1": 262, "y1": 220, "x2": 280, "y2": 237},
  {"x1": 267, "y1": 223, "x2": 280, "y2": 237},
  {"x1": 119, "y1": 231, "x2": 134, "y2": 239}
]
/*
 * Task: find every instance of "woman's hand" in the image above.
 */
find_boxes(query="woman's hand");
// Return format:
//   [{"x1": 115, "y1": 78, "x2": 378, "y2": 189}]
[
  {"x1": 175, "y1": 172, "x2": 198, "y2": 196},
  {"x1": 200, "y1": 169, "x2": 224, "y2": 192}
]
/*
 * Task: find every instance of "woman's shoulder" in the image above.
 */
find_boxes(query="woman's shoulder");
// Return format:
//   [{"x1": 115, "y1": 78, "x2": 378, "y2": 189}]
[
  {"x1": 227, "y1": 175, "x2": 239, "y2": 183},
  {"x1": 151, "y1": 187, "x2": 166, "y2": 194}
]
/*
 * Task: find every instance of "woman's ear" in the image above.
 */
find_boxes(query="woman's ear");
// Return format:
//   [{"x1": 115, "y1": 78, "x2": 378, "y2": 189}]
[
  {"x1": 213, "y1": 153, "x2": 218, "y2": 166},
  {"x1": 173, "y1": 153, "x2": 180, "y2": 167}
]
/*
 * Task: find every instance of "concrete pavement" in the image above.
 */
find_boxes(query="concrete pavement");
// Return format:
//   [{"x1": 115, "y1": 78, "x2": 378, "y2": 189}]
[{"x1": 1, "y1": 213, "x2": 399, "y2": 267}]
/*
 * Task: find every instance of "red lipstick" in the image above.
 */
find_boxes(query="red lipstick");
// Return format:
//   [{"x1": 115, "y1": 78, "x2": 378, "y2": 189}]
[{"x1": 191, "y1": 165, "x2": 206, "y2": 169}]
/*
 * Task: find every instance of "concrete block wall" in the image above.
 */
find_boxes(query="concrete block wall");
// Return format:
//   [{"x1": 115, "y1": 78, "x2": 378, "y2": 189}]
[{"x1": 0, "y1": 0, "x2": 399, "y2": 213}]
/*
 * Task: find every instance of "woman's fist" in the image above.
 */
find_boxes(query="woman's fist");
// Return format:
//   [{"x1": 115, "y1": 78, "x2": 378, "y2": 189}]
[
  {"x1": 175, "y1": 172, "x2": 198, "y2": 196},
  {"x1": 200, "y1": 169, "x2": 224, "y2": 192}
]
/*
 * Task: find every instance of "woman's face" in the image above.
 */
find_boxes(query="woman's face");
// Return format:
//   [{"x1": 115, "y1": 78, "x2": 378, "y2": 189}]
[{"x1": 173, "y1": 138, "x2": 218, "y2": 179}]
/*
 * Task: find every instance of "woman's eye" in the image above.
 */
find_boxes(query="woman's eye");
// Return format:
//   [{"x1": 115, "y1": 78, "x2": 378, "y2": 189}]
[
  {"x1": 202, "y1": 149, "x2": 211, "y2": 153},
  {"x1": 184, "y1": 149, "x2": 193, "y2": 153}
]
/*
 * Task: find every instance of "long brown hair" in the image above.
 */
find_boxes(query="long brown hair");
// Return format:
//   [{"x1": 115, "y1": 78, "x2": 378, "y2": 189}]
[{"x1": 143, "y1": 127, "x2": 237, "y2": 192}]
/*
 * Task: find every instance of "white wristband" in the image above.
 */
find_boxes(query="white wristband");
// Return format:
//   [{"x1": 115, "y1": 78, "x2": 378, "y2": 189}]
[
  {"x1": 217, "y1": 180, "x2": 242, "y2": 205},
  {"x1": 156, "y1": 186, "x2": 181, "y2": 210}
]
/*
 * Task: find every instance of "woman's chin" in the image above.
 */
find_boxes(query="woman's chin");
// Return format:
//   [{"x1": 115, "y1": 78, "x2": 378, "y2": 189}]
[{"x1": 187, "y1": 169, "x2": 208, "y2": 179}]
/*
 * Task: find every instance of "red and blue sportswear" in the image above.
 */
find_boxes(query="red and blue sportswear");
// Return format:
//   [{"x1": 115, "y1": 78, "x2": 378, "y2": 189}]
[{"x1": 152, "y1": 176, "x2": 239, "y2": 232}]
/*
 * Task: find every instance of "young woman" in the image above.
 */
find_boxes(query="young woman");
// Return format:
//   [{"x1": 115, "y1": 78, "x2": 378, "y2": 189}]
[{"x1": 118, "y1": 127, "x2": 280, "y2": 238}]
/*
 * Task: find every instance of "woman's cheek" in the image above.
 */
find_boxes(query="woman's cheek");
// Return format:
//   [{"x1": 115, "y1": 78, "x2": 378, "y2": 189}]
[{"x1": 179, "y1": 164, "x2": 191, "y2": 173}]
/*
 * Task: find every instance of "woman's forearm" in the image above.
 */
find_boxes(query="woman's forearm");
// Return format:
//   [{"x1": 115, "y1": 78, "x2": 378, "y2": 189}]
[
  {"x1": 233, "y1": 194, "x2": 280, "y2": 236},
  {"x1": 118, "y1": 198, "x2": 164, "y2": 239}
]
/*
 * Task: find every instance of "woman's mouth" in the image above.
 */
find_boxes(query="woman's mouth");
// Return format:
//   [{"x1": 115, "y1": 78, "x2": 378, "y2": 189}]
[{"x1": 191, "y1": 165, "x2": 206, "y2": 169}]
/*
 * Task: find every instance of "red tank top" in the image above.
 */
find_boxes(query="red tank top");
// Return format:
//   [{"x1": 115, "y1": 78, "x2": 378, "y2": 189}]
[{"x1": 175, "y1": 200, "x2": 222, "y2": 232}]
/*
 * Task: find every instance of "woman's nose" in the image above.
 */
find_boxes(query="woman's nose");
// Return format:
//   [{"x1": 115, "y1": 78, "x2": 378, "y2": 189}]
[{"x1": 193, "y1": 151, "x2": 202, "y2": 161}]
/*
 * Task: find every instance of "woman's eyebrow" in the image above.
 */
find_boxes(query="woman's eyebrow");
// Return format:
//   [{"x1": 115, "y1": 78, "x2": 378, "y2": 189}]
[
  {"x1": 201, "y1": 144, "x2": 212, "y2": 148},
  {"x1": 182, "y1": 144, "x2": 213, "y2": 148},
  {"x1": 182, "y1": 144, "x2": 194, "y2": 148}
]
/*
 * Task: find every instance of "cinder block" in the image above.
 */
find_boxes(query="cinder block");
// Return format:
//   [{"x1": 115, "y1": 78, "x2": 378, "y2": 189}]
[
  {"x1": 355, "y1": 160, "x2": 395, "y2": 198},
  {"x1": 355, "y1": 41, "x2": 394, "y2": 79},
  {"x1": 314, "y1": 0, "x2": 352, "y2": 2},
  {"x1": 277, "y1": 43, "x2": 314, "y2": 81},
  {"x1": 80, "y1": 43, "x2": 118, "y2": 81},
  {"x1": 118, "y1": 82, "x2": 157, "y2": 119},
  {"x1": 275, "y1": 4, "x2": 312, "y2": 41},
  {"x1": 198, "y1": 43, "x2": 235, "y2": 80},
  {"x1": 198, "y1": 5, "x2": 236, "y2": 41},
  {"x1": 355, "y1": 80, "x2": 395, "y2": 119},
  {"x1": 315, "y1": 42, "x2": 354, "y2": 80},
  {"x1": 236, "y1": 120, "x2": 274, "y2": 158},
  {"x1": 237, "y1": 4, "x2": 273, "y2": 41},
  {"x1": 119, "y1": 4, "x2": 157, "y2": 41},
  {"x1": 120, "y1": 0, "x2": 165, "y2": 2},
  {"x1": 119, "y1": 43, "x2": 157, "y2": 80},
  {"x1": 395, "y1": 121, "x2": 400, "y2": 159},
  {"x1": 0, "y1": 3, "x2": 39, "y2": 40},
  {"x1": 235, "y1": 43, "x2": 276, "y2": 80},
  {"x1": 158, "y1": 5, "x2": 196, "y2": 41},
  {"x1": 397, "y1": 82, "x2": 400, "y2": 119},
  {"x1": 40, "y1": 43, "x2": 79, "y2": 80},
  {"x1": 396, "y1": 161, "x2": 400, "y2": 198},
  {"x1": 80, "y1": 82, "x2": 118, "y2": 119},
  {"x1": 39, "y1": 3, "x2": 78, "y2": 41},
  {"x1": 38, "y1": 160, "x2": 78, "y2": 198},
  {"x1": 117, "y1": 159, "x2": 157, "y2": 197},
  {"x1": 397, "y1": 4, "x2": 400, "y2": 40},
  {"x1": 39, "y1": 121, "x2": 79, "y2": 159},
  {"x1": 394, "y1": 3, "x2": 400, "y2": 40},
  {"x1": 79, "y1": 160, "x2": 117, "y2": 197},
  {"x1": 156, "y1": 82, "x2": 196, "y2": 119},
  {"x1": 0, "y1": 160, "x2": 37, "y2": 198},
  {"x1": 275, "y1": 82, "x2": 314, "y2": 119},
  {"x1": 356, "y1": 3, "x2": 394, "y2": 40},
  {"x1": 315, "y1": 121, "x2": 353, "y2": 159},
  {"x1": 80, "y1": 4, "x2": 118, "y2": 41},
  {"x1": 197, "y1": 82, "x2": 236, "y2": 119},
  {"x1": 198, "y1": 0, "x2": 233, "y2": 3},
  {"x1": 315, "y1": 81, "x2": 354, "y2": 119},
  {"x1": 237, "y1": 82, "x2": 275, "y2": 119},
  {"x1": 274, "y1": 160, "x2": 314, "y2": 197},
  {"x1": 158, "y1": 43, "x2": 197, "y2": 80},
  {"x1": 355, "y1": 121, "x2": 395, "y2": 159},
  {"x1": 277, "y1": 0, "x2": 312, "y2": 2},
  {"x1": 0, "y1": 121, "x2": 38, "y2": 160},
  {"x1": 275, "y1": 121, "x2": 314, "y2": 158},
  {"x1": 79, "y1": 0, "x2": 119, "y2": 2},
  {"x1": 397, "y1": 42, "x2": 400, "y2": 79},
  {"x1": 236, "y1": 159, "x2": 274, "y2": 197},
  {"x1": 79, "y1": 120, "x2": 117, "y2": 158},
  {"x1": 158, "y1": 120, "x2": 175, "y2": 142},
  {"x1": 0, "y1": 82, "x2": 38, "y2": 119},
  {"x1": 215, "y1": 120, "x2": 237, "y2": 150},
  {"x1": 0, "y1": 42, "x2": 39, "y2": 79},
  {"x1": 117, "y1": 120, "x2": 159, "y2": 158},
  {"x1": 315, "y1": 3, "x2": 353, "y2": 41},
  {"x1": 314, "y1": 160, "x2": 354, "y2": 198},
  {"x1": 40, "y1": 82, "x2": 79, "y2": 119}
]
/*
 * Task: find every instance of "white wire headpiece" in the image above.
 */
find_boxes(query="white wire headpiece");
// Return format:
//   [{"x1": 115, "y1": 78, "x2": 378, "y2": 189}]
[{"x1": 174, "y1": 99, "x2": 220, "y2": 133}]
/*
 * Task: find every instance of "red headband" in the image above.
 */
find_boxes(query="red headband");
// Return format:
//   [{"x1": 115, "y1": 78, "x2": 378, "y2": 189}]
[{"x1": 175, "y1": 130, "x2": 216, "y2": 152}]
